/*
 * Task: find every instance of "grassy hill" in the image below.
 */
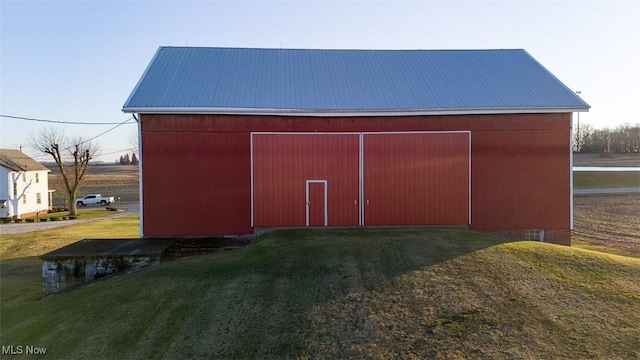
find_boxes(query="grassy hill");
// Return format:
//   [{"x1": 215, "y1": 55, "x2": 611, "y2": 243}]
[{"x1": 2, "y1": 227, "x2": 639, "y2": 359}]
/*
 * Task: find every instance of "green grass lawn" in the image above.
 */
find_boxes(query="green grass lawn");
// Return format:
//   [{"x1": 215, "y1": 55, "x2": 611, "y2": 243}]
[
  {"x1": 573, "y1": 171, "x2": 640, "y2": 189},
  {"x1": 0, "y1": 215, "x2": 140, "y2": 260},
  {"x1": 572, "y1": 153, "x2": 639, "y2": 189},
  {"x1": 1, "y1": 226, "x2": 639, "y2": 359},
  {"x1": 0, "y1": 215, "x2": 141, "y2": 307}
]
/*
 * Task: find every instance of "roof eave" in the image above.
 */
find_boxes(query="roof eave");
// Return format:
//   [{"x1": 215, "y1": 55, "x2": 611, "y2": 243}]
[{"x1": 122, "y1": 106, "x2": 590, "y2": 117}]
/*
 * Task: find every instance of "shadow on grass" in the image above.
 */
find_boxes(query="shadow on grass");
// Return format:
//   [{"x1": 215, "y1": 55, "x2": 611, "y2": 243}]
[
  {"x1": 1, "y1": 227, "x2": 525, "y2": 359},
  {"x1": 0, "y1": 256, "x2": 44, "y2": 306},
  {"x1": 214, "y1": 227, "x2": 517, "y2": 280},
  {"x1": 142, "y1": 227, "x2": 521, "y2": 358}
]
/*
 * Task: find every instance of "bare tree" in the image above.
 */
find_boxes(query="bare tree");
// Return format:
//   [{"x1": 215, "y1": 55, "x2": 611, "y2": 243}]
[
  {"x1": 30, "y1": 128, "x2": 99, "y2": 216},
  {"x1": 573, "y1": 122, "x2": 593, "y2": 153},
  {"x1": 578, "y1": 122, "x2": 640, "y2": 153},
  {"x1": 128, "y1": 128, "x2": 139, "y2": 157}
]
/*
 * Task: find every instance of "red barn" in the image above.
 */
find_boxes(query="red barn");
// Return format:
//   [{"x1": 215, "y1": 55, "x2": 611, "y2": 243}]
[{"x1": 123, "y1": 47, "x2": 589, "y2": 245}]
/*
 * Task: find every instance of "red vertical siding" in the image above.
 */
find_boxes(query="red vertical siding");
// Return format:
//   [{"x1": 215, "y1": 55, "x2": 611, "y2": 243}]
[
  {"x1": 141, "y1": 113, "x2": 571, "y2": 244},
  {"x1": 141, "y1": 131, "x2": 251, "y2": 236},
  {"x1": 470, "y1": 128, "x2": 571, "y2": 231},
  {"x1": 363, "y1": 133, "x2": 470, "y2": 225},
  {"x1": 252, "y1": 134, "x2": 359, "y2": 227}
]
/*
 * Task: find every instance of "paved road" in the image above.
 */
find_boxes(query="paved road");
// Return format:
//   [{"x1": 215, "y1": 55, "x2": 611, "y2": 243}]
[
  {"x1": 574, "y1": 188, "x2": 640, "y2": 195},
  {"x1": 0, "y1": 203, "x2": 140, "y2": 235}
]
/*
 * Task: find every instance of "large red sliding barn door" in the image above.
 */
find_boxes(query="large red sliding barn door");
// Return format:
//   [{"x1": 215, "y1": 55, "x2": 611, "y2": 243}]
[
  {"x1": 252, "y1": 134, "x2": 360, "y2": 227},
  {"x1": 363, "y1": 132, "x2": 470, "y2": 225},
  {"x1": 252, "y1": 132, "x2": 470, "y2": 228}
]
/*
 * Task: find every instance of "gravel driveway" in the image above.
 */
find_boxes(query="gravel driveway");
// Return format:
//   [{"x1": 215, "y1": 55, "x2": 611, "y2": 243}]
[{"x1": 0, "y1": 203, "x2": 139, "y2": 235}]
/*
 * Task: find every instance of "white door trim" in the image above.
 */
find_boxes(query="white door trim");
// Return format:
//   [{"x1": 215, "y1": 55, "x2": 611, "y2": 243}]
[
  {"x1": 251, "y1": 131, "x2": 471, "y2": 227},
  {"x1": 306, "y1": 180, "x2": 328, "y2": 226}
]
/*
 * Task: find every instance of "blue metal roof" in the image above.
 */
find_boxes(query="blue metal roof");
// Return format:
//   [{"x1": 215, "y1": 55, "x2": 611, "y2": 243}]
[{"x1": 123, "y1": 47, "x2": 589, "y2": 115}]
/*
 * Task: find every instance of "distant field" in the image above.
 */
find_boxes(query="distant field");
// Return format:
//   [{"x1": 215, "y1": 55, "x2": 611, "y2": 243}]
[
  {"x1": 572, "y1": 152, "x2": 639, "y2": 189},
  {"x1": 573, "y1": 171, "x2": 640, "y2": 189},
  {"x1": 48, "y1": 165, "x2": 139, "y2": 207},
  {"x1": 573, "y1": 153, "x2": 640, "y2": 167},
  {"x1": 573, "y1": 194, "x2": 640, "y2": 256}
]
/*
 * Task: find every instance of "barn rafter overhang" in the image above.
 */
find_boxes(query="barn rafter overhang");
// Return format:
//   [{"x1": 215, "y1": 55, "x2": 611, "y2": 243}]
[{"x1": 123, "y1": 106, "x2": 589, "y2": 117}]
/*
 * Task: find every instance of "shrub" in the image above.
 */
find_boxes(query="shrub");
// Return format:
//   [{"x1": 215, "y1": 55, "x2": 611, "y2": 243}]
[{"x1": 26, "y1": 218, "x2": 35, "y2": 223}]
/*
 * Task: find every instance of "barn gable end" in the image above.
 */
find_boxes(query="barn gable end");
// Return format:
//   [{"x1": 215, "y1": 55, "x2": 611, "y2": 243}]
[{"x1": 124, "y1": 47, "x2": 589, "y2": 245}]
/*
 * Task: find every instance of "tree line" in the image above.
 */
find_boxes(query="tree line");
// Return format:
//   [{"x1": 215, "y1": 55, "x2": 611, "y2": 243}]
[
  {"x1": 116, "y1": 153, "x2": 139, "y2": 165},
  {"x1": 574, "y1": 122, "x2": 640, "y2": 153}
]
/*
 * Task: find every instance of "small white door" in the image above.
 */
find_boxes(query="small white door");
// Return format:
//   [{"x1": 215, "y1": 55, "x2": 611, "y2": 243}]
[{"x1": 306, "y1": 180, "x2": 327, "y2": 226}]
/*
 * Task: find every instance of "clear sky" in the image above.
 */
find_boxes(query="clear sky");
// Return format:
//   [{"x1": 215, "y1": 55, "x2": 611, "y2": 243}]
[{"x1": 1, "y1": 0, "x2": 638, "y2": 162}]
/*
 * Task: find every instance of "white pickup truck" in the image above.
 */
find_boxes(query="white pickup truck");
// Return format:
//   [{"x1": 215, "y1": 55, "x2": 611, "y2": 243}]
[{"x1": 75, "y1": 194, "x2": 115, "y2": 207}]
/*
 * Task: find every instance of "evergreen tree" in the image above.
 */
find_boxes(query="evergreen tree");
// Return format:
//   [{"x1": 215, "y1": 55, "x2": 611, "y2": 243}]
[{"x1": 131, "y1": 153, "x2": 139, "y2": 165}]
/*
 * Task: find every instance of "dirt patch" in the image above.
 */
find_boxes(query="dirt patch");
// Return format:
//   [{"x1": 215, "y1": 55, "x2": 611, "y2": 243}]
[{"x1": 573, "y1": 194, "x2": 640, "y2": 254}]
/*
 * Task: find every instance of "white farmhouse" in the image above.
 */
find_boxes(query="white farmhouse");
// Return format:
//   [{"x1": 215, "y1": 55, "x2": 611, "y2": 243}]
[{"x1": 0, "y1": 149, "x2": 52, "y2": 219}]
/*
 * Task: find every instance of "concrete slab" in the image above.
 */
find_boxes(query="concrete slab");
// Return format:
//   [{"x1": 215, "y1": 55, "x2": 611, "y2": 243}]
[
  {"x1": 40, "y1": 237, "x2": 251, "y2": 295},
  {"x1": 41, "y1": 238, "x2": 177, "y2": 295},
  {"x1": 41, "y1": 238, "x2": 177, "y2": 260}
]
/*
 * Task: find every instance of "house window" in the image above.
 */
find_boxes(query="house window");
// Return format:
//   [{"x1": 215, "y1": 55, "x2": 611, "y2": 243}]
[
  {"x1": 37, "y1": 193, "x2": 42, "y2": 204},
  {"x1": 36, "y1": 173, "x2": 39, "y2": 183},
  {"x1": 23, "y1": 195, "x2": 27, "y2": 204}
]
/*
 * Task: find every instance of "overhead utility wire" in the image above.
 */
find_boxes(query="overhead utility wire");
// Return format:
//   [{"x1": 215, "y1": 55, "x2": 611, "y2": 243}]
[
  {"x1": 0, "y1": 114, "x2": 133, "y2": 125},
  {"x1": 20, "y1": 117, "x2": 136, "y2": 160},
  {"x1": 78, "y1": 117, "x2": 136, "y2": 145}
]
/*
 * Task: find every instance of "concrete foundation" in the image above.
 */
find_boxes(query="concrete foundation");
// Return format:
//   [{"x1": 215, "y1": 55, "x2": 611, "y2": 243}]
[{"x1": 41, "y1": 238, "x2": 176, "y2": 295}]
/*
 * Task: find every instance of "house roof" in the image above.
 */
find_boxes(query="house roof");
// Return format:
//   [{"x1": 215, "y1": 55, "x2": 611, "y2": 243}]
[
  {"x1": 0, "y1": 149, "x2": 50, "y2": 172},
  {"x1": 123, "y1": 47, "x2": 590, "y2": 116}
]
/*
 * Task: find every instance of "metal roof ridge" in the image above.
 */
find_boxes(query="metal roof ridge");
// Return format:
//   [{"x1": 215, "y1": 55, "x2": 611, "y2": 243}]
[
  {"x1": 157, "y1": 46, "x2": 526, "y2": 52},
  {"x1": 123, "y1": 106, "x2": 589, "y2": 116}
]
